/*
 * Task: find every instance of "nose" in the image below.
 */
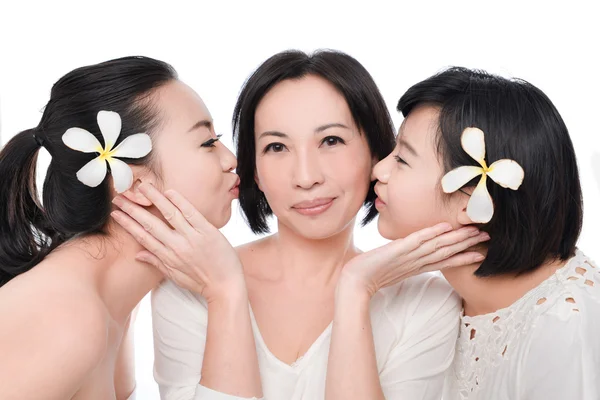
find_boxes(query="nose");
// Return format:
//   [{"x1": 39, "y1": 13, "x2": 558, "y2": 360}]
[
  {"x1": 291, "y1": 149, "x2": 324, "y2": 189},
  {"x1": 372, "y1": 155, "x2": 391, "y2": 183},
  {"x1": 219, "y1": 142, "x2": 238, "y2": 172}
]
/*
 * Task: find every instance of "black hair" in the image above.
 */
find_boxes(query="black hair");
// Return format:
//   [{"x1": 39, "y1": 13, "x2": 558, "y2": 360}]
[
  {"x1": 0, "y1": 56, "x2": 177, "y2": 286},
  {"x1": 398, "y1": 67, "x2": 583, "y2": 277},
  {"x1": 232, "y1": 49, "x2": 396, "y2": 233}
]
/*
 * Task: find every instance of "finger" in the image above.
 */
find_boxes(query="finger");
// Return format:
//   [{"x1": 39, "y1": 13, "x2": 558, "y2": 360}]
[
  {"x1": 111, "y1": 210, "x2": 170, "y2": 258},
  {"x1": 136, "y1": 251, "x2": 170, "y2": 276},
  {"x1": 412, "y1": 226, "x2": 482, "y2": 260},
  {"x1": 418, "y1": 251, "x2": 486, "y2": 274},
  {"x1": 417, "y1": 232, "x2": 490, "y2": 270},
  {"x1": 163, "y1": 189, "x2": 213, "y2": 233},
  {"x1": 137, "y1": 183, "x2": 196, "y2": 235},
  {"x1": 400, "y1": 223, "x2": 454, "y2": 252},
  {"x1": 112, "y1": 195, "x2": 178, "y2": 246}
]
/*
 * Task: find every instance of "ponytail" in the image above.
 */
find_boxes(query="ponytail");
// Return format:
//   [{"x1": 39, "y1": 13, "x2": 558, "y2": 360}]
[{"x1": 0, "y1": 129, "x2": 54, "y2": 286}]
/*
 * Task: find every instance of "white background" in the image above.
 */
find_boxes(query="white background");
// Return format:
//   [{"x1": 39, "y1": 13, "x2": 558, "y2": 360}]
[{"x1": 1, "y1": 1, "x2": 599, "y2": 398}]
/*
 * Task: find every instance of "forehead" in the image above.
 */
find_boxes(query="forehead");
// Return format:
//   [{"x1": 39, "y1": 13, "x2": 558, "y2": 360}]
[
  {"x1": 399, "y1": 105, "x2": 439, "y2": 146},
  {"x1": 254, "y1": 75, "x2": 355, "y2": 133},
  {"x1": 155, "y1": 80, "x2": 212, "y2": 129}
]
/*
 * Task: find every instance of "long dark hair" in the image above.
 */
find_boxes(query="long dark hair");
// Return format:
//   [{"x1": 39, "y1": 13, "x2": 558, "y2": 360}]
[{"x1": 0, "y1": 56, "x2": 177, "y2": 287}]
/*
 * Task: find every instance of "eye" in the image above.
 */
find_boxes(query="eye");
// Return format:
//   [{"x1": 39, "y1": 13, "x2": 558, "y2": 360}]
[
  {"x1": 321, "y1": 136, "x2": 345, "y2": 147},
  {"x1": 264, "y1": 142, "x2": 287, "y2": 153},
  {"x1": 394, "y1": 155, "x2": 409, "y2": 166},
  {"x1": 201, "y1": 134, "x2": 222, "y2": 148}
]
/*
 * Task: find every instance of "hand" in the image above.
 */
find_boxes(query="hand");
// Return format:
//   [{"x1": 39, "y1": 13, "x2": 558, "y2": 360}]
[
  {"x1": 339, "y1": 223, "x2": 489, "y2": 298},
  {"x1": 111, "y1": 183, "x2": 245, "y2": 301}
]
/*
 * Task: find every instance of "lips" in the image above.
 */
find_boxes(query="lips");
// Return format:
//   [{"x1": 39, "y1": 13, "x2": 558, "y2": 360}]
[
  {"x1": 291, "y1": 197, "x2": 336, "y2": 216},
  {"x1": 230, "y1": 176, "x2": 240, "y2": 191},
  {"x1": 374, "y1": 184, "x2": 386, "y2": 206}
]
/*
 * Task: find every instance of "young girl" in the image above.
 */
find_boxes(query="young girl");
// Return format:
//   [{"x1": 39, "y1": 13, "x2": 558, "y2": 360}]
[
  {"x1": 0, "y1": 56, "x2": 243, "y2": 399},
  {"x1": 372, "y1": 67, "x2": 599, "y2": 399},
  {"x1": 114, "y1": 50, "x2": 489, "y2": 400}
]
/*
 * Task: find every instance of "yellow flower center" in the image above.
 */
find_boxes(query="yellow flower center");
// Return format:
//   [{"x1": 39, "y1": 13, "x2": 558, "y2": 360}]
[{"x1": 98, "y1": 145, "x2": 116, "y2": 161}]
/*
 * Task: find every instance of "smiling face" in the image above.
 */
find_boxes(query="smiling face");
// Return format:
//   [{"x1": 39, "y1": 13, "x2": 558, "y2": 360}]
[
  {"x1": 150, "y1": 80, "x2": 239, "y2": 228},
  {"x1": 253, "y1": 75, "x2": 374, "y2": 239},
  {"x1": 373, "y1": 105, "x2": 469, "y2": 239}
]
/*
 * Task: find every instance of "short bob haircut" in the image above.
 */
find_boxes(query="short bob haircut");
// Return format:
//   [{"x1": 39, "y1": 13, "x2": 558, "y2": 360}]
[
  {"x1": 398, "y1": 67, "x2": 583, "y2": 277},
  {"x1": 233, "y1": 49, "x2": 396, "y2": 234}
]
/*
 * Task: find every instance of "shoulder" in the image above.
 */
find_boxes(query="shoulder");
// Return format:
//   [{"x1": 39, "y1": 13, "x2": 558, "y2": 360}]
[
  {"x1": 378, "y1": 272, "x2": 461, "y2": 317},
  {"x1": 0, "y1": 280, "x2": 108, "y2": 393},
  {"x1": 374, "y1": 273, "x2": 461, "y2": 340}
]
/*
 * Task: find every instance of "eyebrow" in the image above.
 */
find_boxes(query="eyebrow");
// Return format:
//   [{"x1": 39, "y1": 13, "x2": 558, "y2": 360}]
[
  {"x1": 258, "y1": 123, "x2": 351, "y2": 140},
  {"x1": 188, "y1": 119, "x2": 213, "y2": 132},
  {"x1": 399, "y1": 138, "x2": 418, "y2": 157}
]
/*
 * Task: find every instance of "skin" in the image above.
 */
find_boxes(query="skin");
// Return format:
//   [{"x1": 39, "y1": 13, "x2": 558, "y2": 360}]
[
  {"x1": 0, "y1": 79, "x2": 244, "y2": 400},
  {"x1": 115, "y1": 75, "x2": 489, "y2": 400}
]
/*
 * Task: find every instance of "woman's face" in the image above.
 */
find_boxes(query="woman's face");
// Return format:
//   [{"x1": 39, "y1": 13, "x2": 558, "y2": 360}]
[
  {"x1": 373, "y1": 105, "x2": 466, "y2": 239},
  {"x1": 253, "y1": 75, "x2": 373, "y2": 239},
  {"x1": 150, "y1": 80, "x2": 239, "y2": 229}
]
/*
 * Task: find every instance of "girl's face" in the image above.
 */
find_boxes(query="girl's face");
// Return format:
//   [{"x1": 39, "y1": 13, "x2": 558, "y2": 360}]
[
  {"x1": 253, "y1": 75, "x2": 373, "y2": 239},
  {"x1": 150, "y1": 80, "x2": 239, "y2": 229},
  {"x1": 373, "y1": 105, "x2": 469, "y2": 239}
]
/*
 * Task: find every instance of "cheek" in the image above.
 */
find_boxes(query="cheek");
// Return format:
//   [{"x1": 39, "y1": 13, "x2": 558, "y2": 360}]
[
  {"x1": 384, "y1": 172, "x2": 447, "y2": 237},
  {"x1": 324, "y1": 147, "x2": 372, "y2": 194},
  {"x1": 162, "y1": 153, "x2": 223, "y2": 210}
]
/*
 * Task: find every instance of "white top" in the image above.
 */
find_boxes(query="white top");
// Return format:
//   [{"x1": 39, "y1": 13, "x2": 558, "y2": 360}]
[
  {"x1": 151, "y1": 273, "x2": 461, "y2": 400},
  {"x1": 443, "y1": 250, "x2": 600, "y2": 400}
]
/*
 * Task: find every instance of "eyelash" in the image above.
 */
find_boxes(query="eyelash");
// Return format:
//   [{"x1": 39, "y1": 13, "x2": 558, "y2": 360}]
[
  {"x1": 262, "y1": 136, "x2": 345, "y2": 154},
  {"x1": 394, "y1": 155, "x2": 408, "y2": 165},
  {"x1": 201, "y1": 134, "x2": 222, "y2": 148}
]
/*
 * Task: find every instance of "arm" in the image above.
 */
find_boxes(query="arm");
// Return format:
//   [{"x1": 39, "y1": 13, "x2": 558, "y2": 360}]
[
  {"x1": 326, "y1": 274, "x2": 460, "y2": 400},
  {"x1": 112, "y1": 185, "x2": 262, "y2": 399},
  {"x1": 325, "y1": 223, "x2": 484, "y2": 400},
  {"x1": 153, "y1": 280, "x2": 262, "y2": 400}
]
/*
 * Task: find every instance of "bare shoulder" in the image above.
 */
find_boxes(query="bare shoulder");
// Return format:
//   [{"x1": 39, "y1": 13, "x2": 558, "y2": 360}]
[{"x1": 0, "y1": 270, "x2": 109, "y2": 398}]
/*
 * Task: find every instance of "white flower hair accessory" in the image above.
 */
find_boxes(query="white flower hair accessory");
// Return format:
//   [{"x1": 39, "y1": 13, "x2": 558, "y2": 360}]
[
  {"x1": 441, "y1": 127, "x2": 524, "y2": 223},
  {"x1": 62, "y1": 110, "x2": 152, "y2": 193}
]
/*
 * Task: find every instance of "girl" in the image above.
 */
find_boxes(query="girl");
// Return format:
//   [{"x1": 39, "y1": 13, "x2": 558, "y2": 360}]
[
  {"x1": 0, "y1": 56, "x2": 243, "y2": 399},
  {"x1": 372, "y1": 67, "x2": 599, "y2": 400}
]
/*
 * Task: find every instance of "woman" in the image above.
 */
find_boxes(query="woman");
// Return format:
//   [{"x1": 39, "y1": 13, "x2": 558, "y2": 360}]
[
  {"x1": 372, "y1": 67, "x2": 600, "y2": 399},
  {"x1": 0, "y1": 56, "x2": 241, "y2": 399},
  {"x1": 114, "y1": 50, "x2": 489, "y2": 399}
]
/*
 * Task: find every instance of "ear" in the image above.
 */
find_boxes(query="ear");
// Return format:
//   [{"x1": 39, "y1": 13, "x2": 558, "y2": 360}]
[
  {"x1": 254, "y1": 172, "x2": 263, "y2": 191},
  {"x1": 121, "y1": 166, "x2": 155, "y2": 207},
  {"x1": 455, "y1": 187, "x2": 476, "y2": 226}
]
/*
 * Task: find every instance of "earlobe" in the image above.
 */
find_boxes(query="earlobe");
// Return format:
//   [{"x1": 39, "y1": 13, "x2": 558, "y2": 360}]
[{"x1": 121, "y1": 179, "x2": 153, "y2": 206}]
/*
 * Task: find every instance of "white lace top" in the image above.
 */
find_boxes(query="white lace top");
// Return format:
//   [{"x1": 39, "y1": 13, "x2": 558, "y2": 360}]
[{"x1": 443, "y1": 250, "x2": 600, "y2": 400}]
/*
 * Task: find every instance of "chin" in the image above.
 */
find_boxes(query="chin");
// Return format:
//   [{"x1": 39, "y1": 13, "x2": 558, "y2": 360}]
[{"x1": 208, "y1": 206, "x2": 232, "y2": 229}]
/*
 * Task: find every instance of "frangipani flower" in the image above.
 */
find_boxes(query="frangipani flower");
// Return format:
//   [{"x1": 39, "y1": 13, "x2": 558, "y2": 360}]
[
  {"x1": 441, "y1": 127, "x2": 524, "y2": 223},
  {"x1": 62, "y1": 111, "x2": 152, "y2": 193}
]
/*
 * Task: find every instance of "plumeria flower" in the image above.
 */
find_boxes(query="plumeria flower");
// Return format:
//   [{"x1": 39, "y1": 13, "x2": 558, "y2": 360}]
[
  {"x1": 62, "y1": 111, "x2": 152, "y2": 193},
  {"x1": 441, "y1": 127, "x2": 524, "y2": 223}
]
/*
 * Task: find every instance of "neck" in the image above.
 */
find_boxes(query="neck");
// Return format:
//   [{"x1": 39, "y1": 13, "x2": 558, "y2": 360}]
[
  {"x1": 442, "y1": 252, "x2": 566, "y2": 317},
  {"x1": 268, "y1": 219, "x2": 361, "y2": 286},
  {"x1": 52, "y1": 222, "x2": 163, "y2": 324}
]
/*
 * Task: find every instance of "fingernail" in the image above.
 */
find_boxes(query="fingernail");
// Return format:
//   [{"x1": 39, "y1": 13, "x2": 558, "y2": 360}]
[
  {"x1": 110, "y1": 211, "x2": 121, "y2": 220},
  {"x1": 480, "y1": 232, "x2": 491, "y2": 240},
  {"x1": 112, "y1": 196, "x2": 124, "y2": 206},
  {"x1": 468, "y1": 227, "x2": 481, "y2": 236},
  {"x1": 475, "y1": 254, "x2": 485, "y2": 261}
]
